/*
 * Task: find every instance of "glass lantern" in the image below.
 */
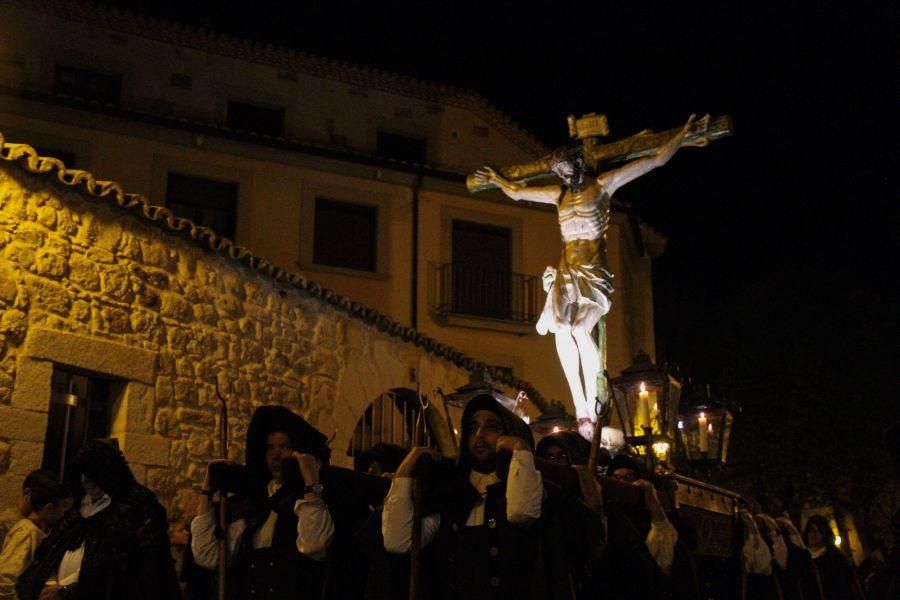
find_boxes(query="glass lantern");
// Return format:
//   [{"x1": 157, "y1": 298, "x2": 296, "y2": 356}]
[
  {"x1": 608, "y1": 352, "x2": 683, "y2": 458},
  {"x1": 677, "y1": 385, "x2": 734, "y2": 466}
]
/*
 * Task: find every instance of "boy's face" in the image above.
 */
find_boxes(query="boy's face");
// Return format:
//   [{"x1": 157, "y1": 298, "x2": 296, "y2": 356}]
[
  {"x1": 18, "y1": 491, "x2": 31, "y2": 516},
  {"x1": 39, "y1": 497, "x2": 73, "y2": 525}
]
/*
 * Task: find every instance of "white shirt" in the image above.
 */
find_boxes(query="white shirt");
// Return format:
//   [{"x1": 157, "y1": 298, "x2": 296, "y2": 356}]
[
  {"x1": 742, "y1": 528, "x2": 774, "y2": 575},
  {"x1": 645, "y1": 518, "x2": 679, "y2": 574},
  {"x1": 46, "y1": 494, "x2": 112, "y2": 587},
  {"x1": 190, "y1": 479, "x2": 334, "y2": 567},
  {"x1": 382, "y1": 450, "x2": 544, "y2": 554}
]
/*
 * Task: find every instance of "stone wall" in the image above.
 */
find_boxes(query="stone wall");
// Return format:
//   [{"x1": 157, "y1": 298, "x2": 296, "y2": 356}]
[{"x1": 0, "y1": 160, "x2": 477, "y2": 525}]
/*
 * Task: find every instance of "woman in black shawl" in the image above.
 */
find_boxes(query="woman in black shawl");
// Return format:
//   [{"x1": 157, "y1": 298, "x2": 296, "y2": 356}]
[
  {"x1": 802, "y1": 515, "x2": 863, "y2": 600},
  {"x1": 17, "y1": 440, "x2": 178, "y2": 600}
]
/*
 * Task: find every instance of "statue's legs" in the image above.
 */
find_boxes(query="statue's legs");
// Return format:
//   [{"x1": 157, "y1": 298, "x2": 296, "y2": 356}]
[
  {"x1": 573, "y1": 298, "x2": 603, "y2": 416},
  {"x1": 554, "y1": 326, "x2": 589, "y2": 419}
]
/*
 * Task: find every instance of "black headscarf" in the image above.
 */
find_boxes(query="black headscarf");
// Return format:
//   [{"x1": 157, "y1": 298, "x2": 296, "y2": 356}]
[
  {"x1": 66, "y1": 439, "x2": 136, "y2": 503},
  {"x1": 536, "y1": 431, "x2": 591, "y2": 466}
]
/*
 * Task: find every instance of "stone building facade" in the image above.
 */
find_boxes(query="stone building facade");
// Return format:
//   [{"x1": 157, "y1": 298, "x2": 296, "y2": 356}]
[
  {"x1": 0, "y1": 0, "x2": 666, "y2": 419},
  {"x1": 0, "y1": 136, "x2": 491, "y2": 525}
]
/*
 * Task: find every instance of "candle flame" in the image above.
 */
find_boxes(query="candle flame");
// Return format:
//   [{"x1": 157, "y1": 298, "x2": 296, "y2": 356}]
[
  {"x1": 708, "y1": 423, "x2": 713, "y2": 432},
  {"x1": 699, "y1": 412, "x2": 706, "y2": 419},
  {"x1": 640, "y1": 381, "x2": 647, "y2": 393},
  {"x1": 552, "y1": 426, "x2": 561, "y2": 433}
]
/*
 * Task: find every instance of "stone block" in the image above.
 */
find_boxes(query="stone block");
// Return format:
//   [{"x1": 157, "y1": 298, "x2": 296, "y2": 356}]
[
  {"x1": 0, "y1": 309, "x2": 27, "y2": 342},
  {"x1": 0, "y1": 407, "x2": 48, "y2": 442},
  {"x1": 160, "y1": 293, "x2": 192, "y2": 322},
  {"x1": 0, "y1": 474, "x2": 24, "y2": 510},
  {"x1": 10, "y1": 358, "x2": 52, "y2": 412},
  {"x1": 99, "y1": 265, "x2": 134, "y2": 303},
  {"x1": 33, "y1": 248, "x2": 68, "y2": 278},
  {"x1": 122, "y1": 433, "x2": 170, "y2": 466},
  {"x1": 100, "y1": 306, "x2": 130, "y2": 334},
  {"x1": 24, "y1": 328, "x2": 156, "y2": 384},
  {"x1": 4, "y1": 243, "x2": 35, "y2": 269},
  {"x1": 71, "y1": 300, "x2": 91, "y2": 322},
  {"x1": 27, "y1": 278, "x2": 70, "y2": 315},
  {"x1": 68, "y1": 254, "x2": 100, "y2": 291},
  {"x1": 14, "y1": 222, "x2": 45, "y2": 247},
  {"x1": 0, "y1": 440, "x2": 9, "y2": 473},
  {"x1": 9, "y1": 440, "x2": 43, "y2": 475}
]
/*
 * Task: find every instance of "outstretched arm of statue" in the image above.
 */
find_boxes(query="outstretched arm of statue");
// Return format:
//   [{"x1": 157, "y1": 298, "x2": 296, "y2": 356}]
[
  {"x1": 473, "y1": 166, "x2": 561, "y2": 205},
  {"x1": 597, "y1": 114, "x2": 709, "y2": 196}
]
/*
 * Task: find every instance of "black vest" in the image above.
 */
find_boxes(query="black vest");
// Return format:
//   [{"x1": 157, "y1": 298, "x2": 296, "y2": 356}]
[
  {"x1": 232, "y1": 489, "x2": 326, "y2": 600},
  {"x1": 431, "y1": 481, "x2": 546, "y2": 600}
]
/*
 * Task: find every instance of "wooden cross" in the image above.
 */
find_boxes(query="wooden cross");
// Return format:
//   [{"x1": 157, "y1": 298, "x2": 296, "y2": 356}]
[{"x1": 466, "y1": 114, "x2": 733, "y2": 193}]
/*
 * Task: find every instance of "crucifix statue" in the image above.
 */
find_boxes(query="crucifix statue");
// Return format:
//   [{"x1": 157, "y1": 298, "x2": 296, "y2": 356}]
[{"x1": 469, "y1": 112, "x2": 732, "y2": 438}]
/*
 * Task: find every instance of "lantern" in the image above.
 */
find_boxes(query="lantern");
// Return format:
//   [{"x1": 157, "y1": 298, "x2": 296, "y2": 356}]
[
  {"x1": 529, "y1": 400, "x2": 577, "y2": 440},
  {"x1": 677, "y1": 384, "x2": 734, "y2": 466},
  {"x1": 608, "y1": 352, "x2": 682, "y2": 461}
]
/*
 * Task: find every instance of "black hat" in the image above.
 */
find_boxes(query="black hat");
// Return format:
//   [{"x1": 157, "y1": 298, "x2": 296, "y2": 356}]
[{"x1": 245, "y1": 405, "x2": 329, "y2": 480}]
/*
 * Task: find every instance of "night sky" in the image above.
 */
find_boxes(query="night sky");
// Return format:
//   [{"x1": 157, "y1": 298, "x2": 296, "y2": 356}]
[{"x1": 98, "y1": 1, "x2": 896, "y2": 406}]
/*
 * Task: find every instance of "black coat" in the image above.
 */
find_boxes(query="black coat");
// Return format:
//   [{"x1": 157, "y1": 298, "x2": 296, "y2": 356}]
[
  {"x1": 17, "y1": 495, "x2": 178, "y2": 600},
  {"x1": 812, "y1": 546, "x2": 863, "y2": 600}
]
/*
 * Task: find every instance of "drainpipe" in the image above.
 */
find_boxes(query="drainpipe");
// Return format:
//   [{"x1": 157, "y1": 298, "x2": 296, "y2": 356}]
[{"x1": 410, "y1": 173, "x2": 423, "y2": 329}]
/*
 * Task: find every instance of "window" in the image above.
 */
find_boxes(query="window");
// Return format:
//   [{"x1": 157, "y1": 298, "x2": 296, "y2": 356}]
[
  {"x1": 170, "y1": 73, "x2": 193, "y2": 90},
  {"x1": 451, "y1": 220, "x2": 512, "y2": 319},
  {"x1": 53, "y1": 64, "x2": 122, "y2": 105},
  {"x1": 227, "y1": 100, "x2": 284, "y2": 137},
  {"x1": 376, "y1": 131, "x2": 427, "y2": 163},
  {"x1": 165, "y1": 173, "x2": 239, "y2": 239},
  {"x1": 313, "y1": 198, "x2": 377, "y2": 272},
  {"x1": 42, "y1": 368, "x2": 121, "y2": 475},
  {"x1": 32, "y1": 147, "x2": 76, "y2": 168}
]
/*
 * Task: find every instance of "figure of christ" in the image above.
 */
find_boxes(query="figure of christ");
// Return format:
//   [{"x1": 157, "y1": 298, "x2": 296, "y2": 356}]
[{"x1": 474, "y1": 114, "x2": 706, "y2": 437}]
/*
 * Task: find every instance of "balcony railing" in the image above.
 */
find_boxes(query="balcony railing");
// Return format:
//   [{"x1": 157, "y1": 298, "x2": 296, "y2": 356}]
[{"x1": 431, "y1": 263, "x2": 540, "y2": 324}]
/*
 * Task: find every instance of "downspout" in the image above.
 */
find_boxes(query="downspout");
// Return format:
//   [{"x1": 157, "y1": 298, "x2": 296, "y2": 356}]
[{"x1": 410, "y1": 173, "x2": 423, "y2": 329}]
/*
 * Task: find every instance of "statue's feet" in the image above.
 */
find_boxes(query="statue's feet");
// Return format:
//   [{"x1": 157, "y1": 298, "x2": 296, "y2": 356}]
[{"x1": 577, "y1": 417, "x2": 595, "y2": 441}]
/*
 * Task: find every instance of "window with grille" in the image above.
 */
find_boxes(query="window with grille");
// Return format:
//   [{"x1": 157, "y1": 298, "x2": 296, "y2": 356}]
[{"x1": 348, "y1": 390, "x2": 436, "y2": 459}]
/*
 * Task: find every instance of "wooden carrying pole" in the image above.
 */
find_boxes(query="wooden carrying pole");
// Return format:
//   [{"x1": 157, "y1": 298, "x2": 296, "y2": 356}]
[
  {"x1": 215, "y1": 381, "x2": 230, "y2": 600},
  {"x1": 409, "y1": 387, "x2": 428, "y2": 600}
]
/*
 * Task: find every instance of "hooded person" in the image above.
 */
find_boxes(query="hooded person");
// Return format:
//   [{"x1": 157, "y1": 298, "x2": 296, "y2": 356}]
[
  {"x1": 536, "y1": 430, "x2": 591, "y2": 467},
  {"x1": 188, "y1": 404, "x2": 334, "y2": 600},
  {"x1": 382, "y1": 393, "x2": 605, "y2": 600},
  {"x1": 16, "y1": 440, "x2": 179, "y2": 600}
]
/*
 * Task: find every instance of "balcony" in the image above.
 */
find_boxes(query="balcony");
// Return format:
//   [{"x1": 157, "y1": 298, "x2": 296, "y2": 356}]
[{"x1": 430, "y1": 263, "x2": 540, "y2": 333}]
